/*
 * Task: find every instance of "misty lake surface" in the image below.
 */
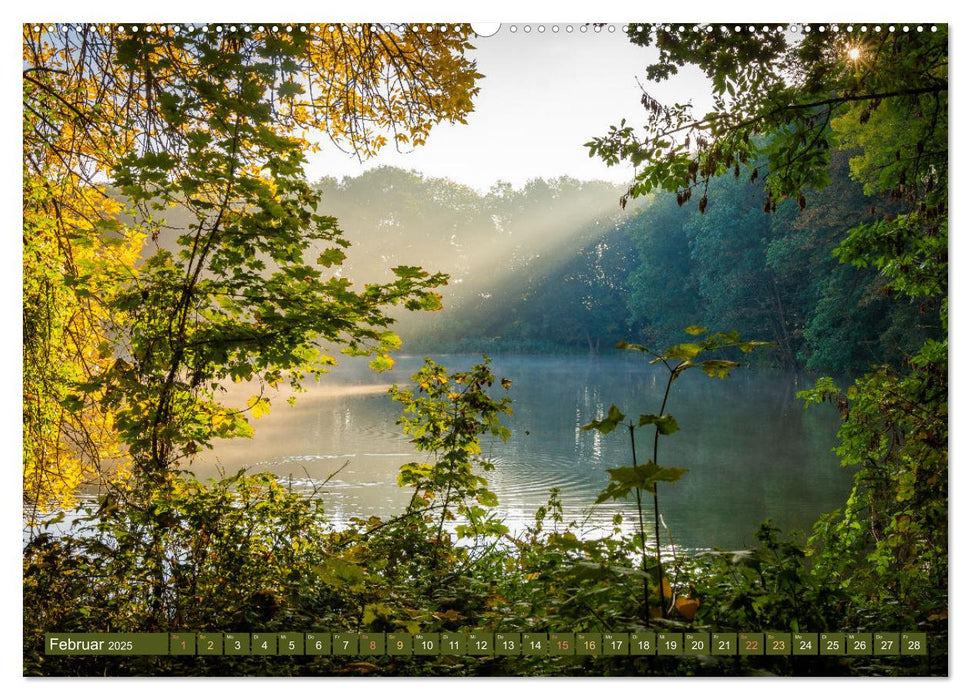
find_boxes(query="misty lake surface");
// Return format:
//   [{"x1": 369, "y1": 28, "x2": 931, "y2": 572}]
[{"x1": 190, "y1": 354, "x2": 852, "y2": 551}]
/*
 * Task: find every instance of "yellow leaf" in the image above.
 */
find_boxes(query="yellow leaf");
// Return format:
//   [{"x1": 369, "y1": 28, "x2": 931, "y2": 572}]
[
  {"x1": 675, "y1": 596, "x2": 701, "y2": 621},
  {"x1": 246, "y1": 395, "x2": 271, "y2": 419},
  {"x1": 656, "y1": 577, "x2": 672, "y2": 600},
  {"x1": 434, "y1": 609, "x2": 465, "y2": 622}
]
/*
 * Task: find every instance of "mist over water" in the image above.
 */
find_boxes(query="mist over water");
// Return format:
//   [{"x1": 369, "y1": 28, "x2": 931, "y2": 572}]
[
  {"x1": 310, "y1": 170, "x2": 642, "y2": 353},
  {"x1": 143, "y1": 170, "x2": 857, "y2": 550},
  {"x1": 189, "y1": 354, "x2": 851, "y2": 551}
]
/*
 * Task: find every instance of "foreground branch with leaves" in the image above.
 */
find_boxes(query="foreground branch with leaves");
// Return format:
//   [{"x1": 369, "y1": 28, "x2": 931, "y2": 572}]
[
  {"x1": 584, "y1": 328, "x2": 771, "y2": 621},
  {"x1": 588, "y1": 22, "x2": 947, "y2": 655},
  {"x1": 23, "y1": 23, "x2": 480, "y2": 509}
]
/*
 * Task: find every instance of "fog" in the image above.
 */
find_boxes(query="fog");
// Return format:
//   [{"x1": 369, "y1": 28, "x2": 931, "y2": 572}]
[{"x1": 187, "y1": 354, "x2": 849, "y2": 550}]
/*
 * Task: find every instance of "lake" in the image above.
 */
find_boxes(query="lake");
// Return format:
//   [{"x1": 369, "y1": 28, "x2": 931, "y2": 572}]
[{"x1": 189, "y1": 354, "x2": 852, "y2": 551}]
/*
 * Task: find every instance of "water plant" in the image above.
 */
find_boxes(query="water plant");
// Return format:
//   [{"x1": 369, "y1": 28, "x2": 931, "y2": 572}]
[
  {"x1": 389, "y1": 357, "x2": 513, "y2": 548},
  {"x1": 583, "y1": 326, "x2": 771, "y2": 621}
]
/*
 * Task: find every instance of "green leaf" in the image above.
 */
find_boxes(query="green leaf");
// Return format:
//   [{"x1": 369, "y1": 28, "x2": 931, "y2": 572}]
[
  {"x1": 397, "y1": 462, "x2": 434, "y2": 488},
  {"x1": 369, "y1": 354, "x2": 395, "y2": 372},
  {"x1": 391, "y1": 265, "x2": 426, "y2": 279},
  {"x1": 599, "y1": 462, "x2": 689, "y2": 499},
  {"x1": 419, "y1": 292, "x2": 443, "y2": 311},
  {"x1": 42, "y1": 511, "x2": 67, "y2": 527},
  {"x1": 313, "y1": 557, "x2": 366, "y2": 590},
  {"x1": 582, "y1": 404, "x2": 626, "y2": 434},
  {"x1": 316, "y1": 248, "x2": 346, "y2": 267},
  {"x1": 616, "y1": 339, "x2": 651, "y2": 353},
  {"x1": 700, "y1": 359, "x2": 740, "y2": 379},
  {"x1": 277, "y1": 80, "x2": 304, "y2": 98},
  {"x1": 476, "y1": 489, "x2": 499, "y2": 507},
  {"x1": 638, "y1": 413, "x2": 680, "y2": 434},
  {"x1": 62, "y1": 394, "x2": 84, "y2": 412},
  {"x1": 94, "y1": 217, "x2": 123, "y2": 234},
  {"x1": 738, "y1": 341, "x2": 775, "y2": 353},
  {"x1": 684, "y1": 325, "x2": 708, "y2": 335},
  {"x1": 362, "y1": 603, "x2": 392, "y2": 626},
  {"x1": 664, "y1": 343, "x2": 702, "y2": 361},
  {"x1": 395, "y1": 620, "x2": 422, "y2": 635}
]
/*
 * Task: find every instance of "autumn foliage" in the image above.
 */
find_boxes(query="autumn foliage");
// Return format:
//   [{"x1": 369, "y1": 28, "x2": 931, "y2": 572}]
[{"x1": 23, "y1": 23, "x2": 481, "y2": 509}]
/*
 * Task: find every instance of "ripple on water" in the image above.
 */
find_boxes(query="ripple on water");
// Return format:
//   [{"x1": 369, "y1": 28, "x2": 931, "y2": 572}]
[{"x1": 190, "y1": 357, "x2": 848, "y2": 550}]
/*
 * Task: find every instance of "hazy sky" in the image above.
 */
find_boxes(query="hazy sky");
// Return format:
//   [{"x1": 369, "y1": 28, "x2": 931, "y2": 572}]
[{"x1": 304, "y1": 25, "x2": 713, "y2": 192}]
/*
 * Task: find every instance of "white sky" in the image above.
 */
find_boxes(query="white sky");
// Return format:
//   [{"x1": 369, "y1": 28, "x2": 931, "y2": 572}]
[{"x1": 305, "y1": 25, "x2": 712, "y2": 192}]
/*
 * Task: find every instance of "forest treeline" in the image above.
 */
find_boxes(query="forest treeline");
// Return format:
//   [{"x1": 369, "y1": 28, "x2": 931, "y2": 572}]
[{"x1": 312, "y1": 159, "x2": 938, "y2": 375}]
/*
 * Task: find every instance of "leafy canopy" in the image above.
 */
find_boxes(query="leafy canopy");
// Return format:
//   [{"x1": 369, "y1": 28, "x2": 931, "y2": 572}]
[
  {"x1": 588, "y1": 23, "x2": 947, "y2": 632},
  {"x1": 23, "y1": 23, "x2": 482, "y2": 501},
  {"x1": 587, "y1": 24, "x2": 946, "y2": 216}
]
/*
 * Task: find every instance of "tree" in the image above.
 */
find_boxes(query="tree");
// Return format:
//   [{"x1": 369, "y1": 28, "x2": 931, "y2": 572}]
[
  {"x1": 23, "y1": 23, "x2": 482, "y2": 507},
  {"x1": 682, "y1": 174, "x2": 798, "y2": 366},
  {"x1": 588, "y1": 23, "x2": 947, "y2": 631},
  {"x1": 23, "y1": 168, "x2": 141, "y2": 514},
  {"x1": 625, "y1": 195, "x2": 702, "y2": 351},
  {"x1": 390, "y1": 357, "x2": 512, "y2": 548},
  {"x1": 620, "y1": 148, "x2": 936, "y2": 375}
]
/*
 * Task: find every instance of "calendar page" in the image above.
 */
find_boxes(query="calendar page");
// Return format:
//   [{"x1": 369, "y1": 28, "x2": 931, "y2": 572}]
[{"x1": 22, "y1": 13, "x2": 949, "y2": 680}]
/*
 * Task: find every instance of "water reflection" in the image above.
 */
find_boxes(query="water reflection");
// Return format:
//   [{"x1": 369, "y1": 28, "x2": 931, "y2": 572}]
[{"x1": 188, "y1": 354, "x2": 851, "y2": 550}]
